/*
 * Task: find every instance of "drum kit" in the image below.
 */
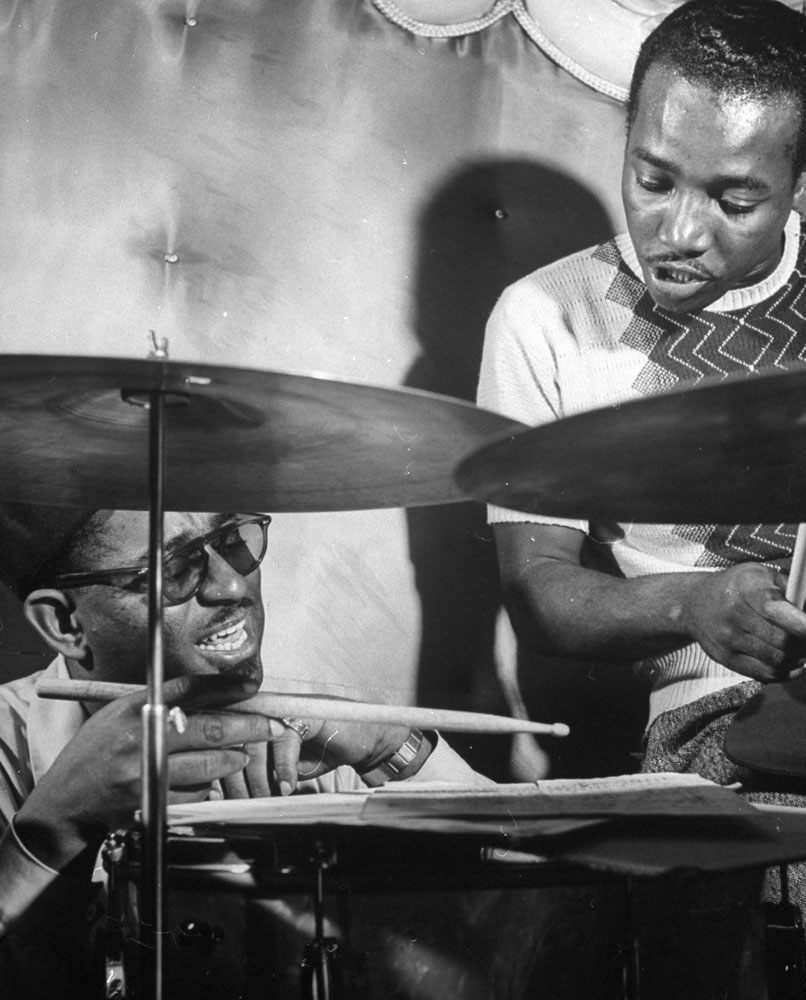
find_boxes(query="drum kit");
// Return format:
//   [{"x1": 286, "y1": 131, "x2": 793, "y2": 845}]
[{"x1": 4, "y1": 350, "x2": 806, "y2": 999}]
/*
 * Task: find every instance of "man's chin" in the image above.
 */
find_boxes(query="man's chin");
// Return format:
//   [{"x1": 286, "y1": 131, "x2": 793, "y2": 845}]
[{"x1": 215, "y1": 655, "x2": 262, "y2": 685}]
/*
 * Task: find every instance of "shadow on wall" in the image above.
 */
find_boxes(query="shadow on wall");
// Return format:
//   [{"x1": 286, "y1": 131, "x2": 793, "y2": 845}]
[{"x1": 406, "y1": 158, "x2": 648, "y2": 780}]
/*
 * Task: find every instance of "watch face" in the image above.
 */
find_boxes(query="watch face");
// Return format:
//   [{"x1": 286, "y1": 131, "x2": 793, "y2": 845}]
[
  {"x1": 359, "y1": 729, "x2": 424, "y2": 785},
  {"x1": 392, "y1": 729, "x2": 424, "y2": 769}
]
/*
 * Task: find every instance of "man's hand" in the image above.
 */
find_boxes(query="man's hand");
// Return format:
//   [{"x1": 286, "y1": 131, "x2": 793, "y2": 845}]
[
  {"x1": 13, "y1": 674, "x2": 280, "y2": 871},
  {"x1": 221, "y1": 715, "x2": 413, "y2": 797},
  {"x1": 280, "y1": 717, "x2": 412, "y2": 791},
  {"x1": 681, "y1": 562, "x2": 806, "y2": 681}
]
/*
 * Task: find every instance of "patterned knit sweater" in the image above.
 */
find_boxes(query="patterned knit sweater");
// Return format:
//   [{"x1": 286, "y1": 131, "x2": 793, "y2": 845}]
[{"x1": 478, "y1": 212, "x2": 806, "y2": 725}]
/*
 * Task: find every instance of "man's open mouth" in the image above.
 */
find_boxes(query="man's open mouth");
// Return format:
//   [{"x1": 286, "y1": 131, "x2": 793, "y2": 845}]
[
  {"x1": 198, "y1": 619, "x2": 248, "y2": 652},
  {"x1": 653, "y1": 266, "x2": 708, "y2": 284}
]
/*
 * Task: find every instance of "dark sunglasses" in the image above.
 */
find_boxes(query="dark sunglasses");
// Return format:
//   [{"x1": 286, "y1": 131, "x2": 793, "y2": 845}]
[{"x1": 49, "y1": 514, "x2": 272, "y2": 607}]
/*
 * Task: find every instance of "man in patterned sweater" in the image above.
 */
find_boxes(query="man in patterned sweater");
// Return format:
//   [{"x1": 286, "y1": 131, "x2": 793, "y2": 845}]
[{"x1": 478, "y1": 0, "x2": 806, "y2": 821}]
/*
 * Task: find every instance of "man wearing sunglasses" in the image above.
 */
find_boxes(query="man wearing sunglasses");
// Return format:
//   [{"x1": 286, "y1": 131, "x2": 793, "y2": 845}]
[{"x1": 0, "y1": 504, "x2": 485, "y2": 997}]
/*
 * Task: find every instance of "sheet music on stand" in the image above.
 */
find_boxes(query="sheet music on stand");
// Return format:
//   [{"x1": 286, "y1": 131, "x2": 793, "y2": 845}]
[
  {"x1": 166, "y1": 772, "x2": 752, "y2": 831},
  {"x1": 165, "y1": 773, "x2": 806, "y2": 876}
]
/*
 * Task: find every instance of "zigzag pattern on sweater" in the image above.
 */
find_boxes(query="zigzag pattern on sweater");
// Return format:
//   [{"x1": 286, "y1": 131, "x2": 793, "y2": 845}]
[{"x1": 591, "y1": 233, "x2": 806, "y2": 568}]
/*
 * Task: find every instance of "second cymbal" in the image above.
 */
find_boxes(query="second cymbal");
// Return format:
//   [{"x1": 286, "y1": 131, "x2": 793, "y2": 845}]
[{"x1": 456, "y1": 367, "x2": 806, "y2": 524}]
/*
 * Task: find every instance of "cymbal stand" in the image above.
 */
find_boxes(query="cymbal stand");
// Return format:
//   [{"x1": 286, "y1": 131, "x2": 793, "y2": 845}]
[
  {"x1": 135, "y1": 374, "x2": 169, "y2": 1000},
  {"x1": 300, "y1": 841, "x2": 342, "y2": 1000}
]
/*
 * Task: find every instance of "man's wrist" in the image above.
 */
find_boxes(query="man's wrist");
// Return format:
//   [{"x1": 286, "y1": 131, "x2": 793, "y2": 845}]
[
  {"x1": 358, "y1": 729, "x2": 435, "y2": 786},
  {"x1": 9, "y1": 815, "x2": 59, "y2": 875},
  {"x1": 12, "y1": 805, "x2": 104, "y2": 874}
]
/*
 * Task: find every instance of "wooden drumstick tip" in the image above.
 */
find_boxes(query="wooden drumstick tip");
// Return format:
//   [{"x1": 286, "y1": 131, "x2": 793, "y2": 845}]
[{"x1": 549, "y1": 722, "x2": 570, "y2": 737}]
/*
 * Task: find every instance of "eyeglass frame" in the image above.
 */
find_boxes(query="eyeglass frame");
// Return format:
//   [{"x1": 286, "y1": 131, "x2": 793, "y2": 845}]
[{"x1": 46, "y1": 513, "x2": 272, "y2": 607}]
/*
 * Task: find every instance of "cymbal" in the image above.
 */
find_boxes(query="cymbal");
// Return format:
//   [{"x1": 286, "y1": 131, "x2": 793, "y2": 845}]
[
  {"x1": 456, "y1": 368, "x2": 806, "y2": 524},
  {"x1": 724, "y1": 675, "x2": 806, "y2": 777},
  {"x1": 0, "y1": 355, "x2": 525, "y2": 511}
]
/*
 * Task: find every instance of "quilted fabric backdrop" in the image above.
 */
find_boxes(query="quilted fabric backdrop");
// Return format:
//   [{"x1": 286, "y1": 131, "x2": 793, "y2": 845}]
[{"x1": 0, "y1": 0, "x2": 667, "y2": 777}]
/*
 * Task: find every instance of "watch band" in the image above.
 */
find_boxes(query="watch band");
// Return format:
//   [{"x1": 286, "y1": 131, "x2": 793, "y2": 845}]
[{"x1": 359, "y1": 728, "x2": 424, "y2": 787}]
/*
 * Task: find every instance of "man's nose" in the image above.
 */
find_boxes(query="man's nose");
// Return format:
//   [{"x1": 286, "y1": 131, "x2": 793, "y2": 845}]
[
  {"x1": 657, "y1": 192, "x2": 709, "y2": 256},
  {"x1": 197, "y1": 548, "x2": 249, "y2": 602}
]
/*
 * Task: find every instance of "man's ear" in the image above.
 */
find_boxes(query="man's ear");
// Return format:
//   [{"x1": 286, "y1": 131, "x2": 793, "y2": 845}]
[{"x1": 23, "y1": 589, "x2": 90, "y2": 661}]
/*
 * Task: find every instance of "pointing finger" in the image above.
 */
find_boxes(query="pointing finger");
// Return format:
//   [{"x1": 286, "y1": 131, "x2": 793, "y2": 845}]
[{"x1": 169, "y1": 711, "x2": 275, "y2": 750}]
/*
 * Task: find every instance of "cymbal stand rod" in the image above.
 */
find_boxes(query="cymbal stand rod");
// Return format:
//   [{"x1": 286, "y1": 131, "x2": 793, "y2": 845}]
[
  {"x1": 621, "y1": 876, "x2": 641, "y2": 1000},
  {"x1": 301, "y1": 842, "x2": 339, "y2": 1000},
  {"x1": 786, "y1": 523, "x2": 806, "y2": 610},
  {"x1": 313, "y1": 857, "x2": 329, "y2": 1000},
  {"x1": 140, "y1": 387, "x2": 167, "y2": 1000}
]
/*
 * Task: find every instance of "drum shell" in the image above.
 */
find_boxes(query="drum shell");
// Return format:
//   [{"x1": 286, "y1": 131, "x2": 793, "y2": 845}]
[{"x1": 108, "y1": 826, "x2": 635, "y2": 1000}]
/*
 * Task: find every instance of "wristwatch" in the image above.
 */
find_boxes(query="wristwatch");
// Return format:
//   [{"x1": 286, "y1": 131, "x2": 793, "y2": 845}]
[{"x1": 359, "y1": 728, "x2": 425, "y2": 787}]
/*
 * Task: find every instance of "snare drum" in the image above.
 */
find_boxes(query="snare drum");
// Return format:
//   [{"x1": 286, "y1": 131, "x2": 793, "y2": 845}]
[
  {"x1": 104, "y1": 794, "x2": 631, "y2": 1000},
  {"x1": 104, "y1": 793, "x2": 769, "y2": 1000}
]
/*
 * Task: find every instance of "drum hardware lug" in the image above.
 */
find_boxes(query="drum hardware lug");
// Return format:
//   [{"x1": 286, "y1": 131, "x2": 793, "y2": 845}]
[
  {"x1": 300, "y1": 937, "x2": 343, "y2": 1000},
  {"x1": 105, "y1": 962, "x2": 126, "y2": 1000},
  {"x1": 309, "y1": 839, "x2": 338, "y2": 871},
  {"x1": 103, "y1": 831, "x2": 130, "y2": 1000},
  {"x1": 175, "y1": 918, "x2": 225, "y2": 954},
  {"x1": 102, "y1": 831, "x2": 128, "y2": 871}
]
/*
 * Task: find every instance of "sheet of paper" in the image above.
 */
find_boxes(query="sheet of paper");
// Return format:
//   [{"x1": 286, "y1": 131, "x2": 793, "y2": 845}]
[
  {"x1": 166, "y1": 774, "x2": 752, "y2": 837},
  {"x1": 167, "y1": 790, "x2": 371, "y2": 828},
  {"x1": 361, "y1": 774, "x2": 754, "y2": 823}
]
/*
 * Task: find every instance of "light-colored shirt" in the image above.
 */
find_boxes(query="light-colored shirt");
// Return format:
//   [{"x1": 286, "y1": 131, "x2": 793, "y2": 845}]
[{"x1": 0, "y1": 656, "x2": 490, "y2": 934}]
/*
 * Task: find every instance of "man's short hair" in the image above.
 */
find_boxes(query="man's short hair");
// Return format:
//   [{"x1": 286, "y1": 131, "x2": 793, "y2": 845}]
[
  {"x1": 0, "y1": 504, "x2": 106, "y2": 598},
  {"x1": 627, "y1": 0, "x2": 806, "y2": 174}
]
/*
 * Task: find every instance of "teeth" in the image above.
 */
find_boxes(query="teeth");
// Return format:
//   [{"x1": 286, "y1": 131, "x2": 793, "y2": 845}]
[
  {"x1": 212, "y1": 623, "x2": 238, "y2": 639},
  {"x1": 657, "y1": 267, "x2": 700, "y2": 284},
  {"x1": 199, "y1": 621, "x2": 247, "y2": 652}
]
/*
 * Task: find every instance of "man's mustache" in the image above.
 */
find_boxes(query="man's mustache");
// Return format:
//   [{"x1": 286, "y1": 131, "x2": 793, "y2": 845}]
[
  {"x1": 642, "y1": 254, "x2": 716, "y2": 280},
  {"x1": 202, "y1": 597, "x2": 255, "y2": 631}
]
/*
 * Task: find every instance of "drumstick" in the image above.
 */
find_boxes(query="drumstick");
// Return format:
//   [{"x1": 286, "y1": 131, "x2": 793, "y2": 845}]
[
  {"x1": 35, "y1": 678, "x2": 569, "y2": 737},
  {"x1": 787, "y1": 523, "x2": 806, "y2": 610}
]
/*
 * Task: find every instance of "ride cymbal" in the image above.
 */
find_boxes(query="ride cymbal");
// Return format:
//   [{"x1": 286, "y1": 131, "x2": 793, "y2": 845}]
[
  {"x1": 0, "y1": 355, "x2": 525, "y2": 511},
  {"x1": 725, "y1": 674, "x2": 806, "y2": 778}
]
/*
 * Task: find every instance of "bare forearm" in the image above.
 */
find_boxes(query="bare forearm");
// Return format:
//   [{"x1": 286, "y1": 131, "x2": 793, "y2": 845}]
[
  {"x1": 494, "y1": 521, "x2": 806, "y2": 682},
  {"x1": 503, "y1": 558, "x2": 704, "y2": 660}
]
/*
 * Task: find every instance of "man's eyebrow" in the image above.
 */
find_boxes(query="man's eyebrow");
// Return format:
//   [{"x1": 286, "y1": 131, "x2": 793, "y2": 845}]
[
  {"x1": 712, "y1": 172, "x2": 770, "y2": 193},
  {"x1": 134, "y1": 513, "x2": 235, "y2": 563},
  {"x1": 167, "y1": 513, "x2": 235, "y2": 554},
  {"x1": 632, "y1": 147, "x2": 676, "y2": 173},
  {"x1": 631, "y1": 147, "x2": 770, "y2": 191}
]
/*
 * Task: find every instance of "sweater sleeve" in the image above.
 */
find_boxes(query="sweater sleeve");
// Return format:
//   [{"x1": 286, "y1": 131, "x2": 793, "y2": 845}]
[{"x1": 477, "y1": 277, "x2": 587, "y2": 531}]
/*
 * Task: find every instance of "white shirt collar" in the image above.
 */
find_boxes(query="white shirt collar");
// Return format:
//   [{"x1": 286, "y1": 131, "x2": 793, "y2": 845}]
[{"x1": 28, "y1": 655, "x2": 88, "y2": 784}]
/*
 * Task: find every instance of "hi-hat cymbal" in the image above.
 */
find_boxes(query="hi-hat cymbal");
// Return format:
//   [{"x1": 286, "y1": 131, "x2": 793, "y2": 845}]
[
  {"x1": 456, "y1": 368, "x2": 806, "y2": 524},
  {"x1": 724, "y1": 674, "x2": 806, "y2": 777},
  {"x1": 0, "y1": 355, "x2": 525, "y2": 511}
]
